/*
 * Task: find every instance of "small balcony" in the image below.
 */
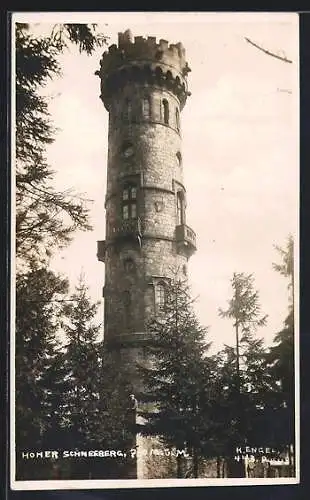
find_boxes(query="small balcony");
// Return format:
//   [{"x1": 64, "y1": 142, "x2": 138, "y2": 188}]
[
  {"x1": 97, "y1": 240, "x2": 106, "y2": 263},
  {"x1": 176, "y1": 224, "x2": 197, "y2": 256}
]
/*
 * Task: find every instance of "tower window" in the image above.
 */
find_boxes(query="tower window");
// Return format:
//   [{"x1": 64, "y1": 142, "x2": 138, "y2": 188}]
[
  {"x1": 176, "y1": 151, "x2": 182, "y2": 167},
  {"x1": 163, "y1": 99, "x2": 169, "y2": 125},
  {"x1": 156, "y1": 282, "x2": 166, "y2": 309},
  {"x1": 122, "y1": 205, "x2": 129, "y2": 219},
  {"x1": 176, "y1": 107, "x2": 180, "y2": 131},
  {"x1": 177, "y1": 191, "x2": 185, "y2": 225},
  {"x1": 122, "y1": 185, "x2": 137, "y2": 220},
  {"x1": 142, "y1": 96, "x2": 151, "y2": 120},
  {"x1": 123, "y1": 98, "x2": 132, "y2": 122}
]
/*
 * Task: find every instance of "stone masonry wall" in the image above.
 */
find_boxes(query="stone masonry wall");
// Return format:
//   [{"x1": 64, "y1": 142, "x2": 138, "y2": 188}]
[{"x1": 104, "y1": 84, "x2": 188, "y2": 350}]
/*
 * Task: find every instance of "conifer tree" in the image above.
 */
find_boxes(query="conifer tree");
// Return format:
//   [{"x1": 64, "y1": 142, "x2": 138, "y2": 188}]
[
  {"x1": 218, "y1": 272, "x2": 269, "y2": 476},
  {"x1": 15, "y1": 23, "x2": 107, "y2": 266},
  {"x1": 90, "y1": 351, "x2": 137, "y2": 479},
  {"x1": 57, "y1": 275, "x2": 136, "y2": 479},
  {"x1": 14, "y1": 23, "x2": 107, "y2": 479},
  {"x1": 15, "y1": 262, "x2": 69, "y2": 479},
  {"x1": 219, "y1": 272, "x2": 268, "y2": 395},
  {"x1": 138, "y1": 275, "x2": 213, "y2": 478},
  {"x1": 59, "y1": 276, "x2": 102, "y2": 452},
  {"x1": 267, "y1": 235, "x2": 295, "y2": 472}
]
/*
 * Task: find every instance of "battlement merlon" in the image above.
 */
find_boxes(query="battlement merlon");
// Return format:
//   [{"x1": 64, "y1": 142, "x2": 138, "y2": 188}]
[{"x1": 98, "y1": 30, "x2": 191, "y2": 81}]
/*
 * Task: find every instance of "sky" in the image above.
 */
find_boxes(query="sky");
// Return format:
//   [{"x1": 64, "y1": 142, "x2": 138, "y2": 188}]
[{"x1": 14, "y1": 12, "x2": 299, "y2": 353}]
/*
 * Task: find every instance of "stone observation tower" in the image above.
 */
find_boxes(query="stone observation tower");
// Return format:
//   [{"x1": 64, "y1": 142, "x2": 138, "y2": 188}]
[
  {"x1": 96, "y1": 30, "x2": 196, "y2": 475},
  {"x1": 96, "y1": 28, "x2": 196, "y2": 356}
]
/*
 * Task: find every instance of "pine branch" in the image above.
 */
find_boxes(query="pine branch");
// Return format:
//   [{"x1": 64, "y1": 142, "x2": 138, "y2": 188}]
[{"x1": 244, "y1": 37, "x2": 293, "y2": 64}]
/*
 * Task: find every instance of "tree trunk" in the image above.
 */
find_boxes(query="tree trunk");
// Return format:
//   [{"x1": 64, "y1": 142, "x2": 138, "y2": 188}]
[
  {"x1": 288, "y1": 443, "x2": 294, "y2": 476},
  {"x1": 176, "y1": 455, "x2": 183, "y2": 478},
  {"x1": 222, "y1": 458, "x2": 226, "y2": 478},
  {"x1": 227, "y1": 457, "x2": 245, "y2": 477},
  {"x1": 192, "y1": 447, "x2": 199, "y2": 478},
  {"x1": 216, "y1": 456, "x2": 221, "y2": 478}
]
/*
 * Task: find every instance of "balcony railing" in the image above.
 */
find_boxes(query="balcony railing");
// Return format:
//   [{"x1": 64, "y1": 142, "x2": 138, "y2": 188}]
[
  {"x1": 176, "y1": 224, "x2": 197, "y2": 255},
  {"x1": 108, "y1": 218, "x2": 143, "y2": 249},
  {"x1": 111, "y1": 217, "x2": 142, "y2": 238}
]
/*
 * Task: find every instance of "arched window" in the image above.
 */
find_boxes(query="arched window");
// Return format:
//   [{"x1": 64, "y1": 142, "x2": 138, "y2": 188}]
[
  {"x1": 156, "y1": 282, "x2": 166, "y2": 309},
  {"x1": 176, "y1": 107, "x2": 180, "y2": 131},
  {"x1": 176, "y1": 151, "x2": 182, "y2": 167},
  {"x1": 142, "y1": 96, "x2": 151, "y2": 120},
  {"x1": 177, "y1": 191, "x2": 185, "y2": 225},
  {"x1": 163, "y1": 99, "x2": 169, "y2": 125},
  {"x1": 122, "y1": 185, "x2": 137, "y2": 220}
]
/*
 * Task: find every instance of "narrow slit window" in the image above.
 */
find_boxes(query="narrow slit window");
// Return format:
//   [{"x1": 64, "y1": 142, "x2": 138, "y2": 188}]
[
  {"x1": 176, "y1": 107, "x2": 180, "y2": 131},
  {"x1": 163, "y1": 99, "x2": 169, "y2": 125},
  {"x1": 143, "y1": 96, "x2": 151, "y2": 119},
  {"x1": 131, "y1": 203, "x2": 137, "y2": 219},
  {"x1": 122, "y1": 205, "x2": 129, "y2": 220},
  {"x1": 176, "y1": 151, "x2": 182, "y2": 167},
  {"x1": 177, "y1": 191, "x2": 185, "y2": 225}
]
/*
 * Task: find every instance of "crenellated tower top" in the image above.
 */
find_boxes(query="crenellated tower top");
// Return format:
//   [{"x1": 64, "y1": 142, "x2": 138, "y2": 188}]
[{"x1": 96, "y1": 29, "x2": 192, "y2": 111}]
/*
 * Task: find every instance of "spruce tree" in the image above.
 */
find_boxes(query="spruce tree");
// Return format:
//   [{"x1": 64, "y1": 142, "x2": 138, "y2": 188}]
[
  {"x1": 58, "y1": 275, "x2": 102, "y2": 478},
  {"x1": 57, "y1": 276, "x2": 136, "y2": 479},
  {"x1": 15, "y1": 262, "x2": 69, "y2": 479},
  {"x1": 218, "y1": 272, "x2": 268, "y2": 476},
  {"x1": 267, "y1": 236, "x2": 295, "y2": 473},
  {"x1": 91, "y1": 351, "x2": 137, "y2": 479},
  {"x1": 14, "y1": 23, "x2": 107, "y2": 479},
  {"x1": 138, "y1": 275, "x2": 213, "y2": 478},
  {"x1": 15, "y1": 23, "x2": 107, "y2": 266}
]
